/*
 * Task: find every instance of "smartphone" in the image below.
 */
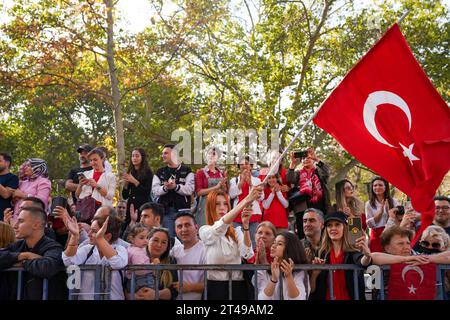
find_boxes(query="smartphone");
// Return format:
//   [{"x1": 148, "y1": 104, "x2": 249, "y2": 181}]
[
  {"x1": 347, "y1": 216, "x2": 363, "y2": 246},
  {"x1": 77, "y1": 172, "x2": 87, "y2": 180},
  {"x1": 293, "y1": 150, "x2": 308, "y2": 159},
  {"x1": 50, "y1": 196, "x2": 68, "y2": 216}
]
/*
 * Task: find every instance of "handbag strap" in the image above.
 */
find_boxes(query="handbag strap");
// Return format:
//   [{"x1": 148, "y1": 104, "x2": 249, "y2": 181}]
[{"x1": 82, "y1": 245, "x2": 96, "y2": 265}]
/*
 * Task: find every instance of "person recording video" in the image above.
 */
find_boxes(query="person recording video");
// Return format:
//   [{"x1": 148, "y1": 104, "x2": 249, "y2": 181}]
[{"x1": 286, "y1": 147, "x2": 331, "y2": 240}]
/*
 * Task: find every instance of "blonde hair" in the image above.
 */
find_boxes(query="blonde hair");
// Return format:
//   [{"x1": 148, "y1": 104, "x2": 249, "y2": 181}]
[
  {"x1": 318, "y1": 221, "x2": 357, "y2": 258},
  {"x1": 0, "y1": 222, "x2": 15, "y2": 248},
  {"x1": 420, "y1": 225, "x2": 449, "y2": 250},
  {"x1": 127, "y1": 223, "x2": 149, "y2": 244},
  {"x1": 335, "y1": 179, "x2": 364, "y2": 216}
]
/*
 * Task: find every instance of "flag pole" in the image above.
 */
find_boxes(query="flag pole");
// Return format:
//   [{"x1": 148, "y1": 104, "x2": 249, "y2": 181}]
[
  {"x1": 397, "y1": 10, "x2": 410, "y2": 25},
  {"x1": 261, "y1": 103, "x2": 325, "y2": 184}
]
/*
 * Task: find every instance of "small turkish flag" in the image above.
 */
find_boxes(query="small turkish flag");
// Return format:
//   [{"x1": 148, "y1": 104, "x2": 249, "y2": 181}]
[
  {"x1": 388, "y1": 263, "x2": 436, "y2": 300},
  {"x1": 313, "y1": 24, "x2": 450, "y2": 244}
]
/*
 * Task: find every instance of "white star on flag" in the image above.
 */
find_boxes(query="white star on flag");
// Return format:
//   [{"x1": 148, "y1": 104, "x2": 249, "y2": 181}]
[{"x1": 408, "y1": 284, "x2": 417, "y2": 294}]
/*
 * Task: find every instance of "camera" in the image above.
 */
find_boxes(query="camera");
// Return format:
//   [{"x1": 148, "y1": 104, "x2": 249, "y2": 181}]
[
  {"x1": 293, "y1": 150, "x2": 308, "y2": 159},
  {"x1": 395, "y1": 205, "x2": 405, "y2": 216}
]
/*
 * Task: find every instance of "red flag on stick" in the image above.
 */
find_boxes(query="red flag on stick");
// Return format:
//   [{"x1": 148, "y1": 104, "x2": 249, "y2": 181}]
[
  {"x1": 313, "y1": 24, "x2": 450, "y2": 244},
  {"x1": 388, "y1": 263, "x2": 436, "y2": 300}
]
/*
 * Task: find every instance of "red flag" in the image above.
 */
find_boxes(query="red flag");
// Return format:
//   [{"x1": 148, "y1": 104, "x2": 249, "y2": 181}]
[
  {"x1": 388, "y1": 263, "x2": 436, "y2": 300},
  {"x1": 313, "y1": 24, "x2": 450, "y2": 244}
]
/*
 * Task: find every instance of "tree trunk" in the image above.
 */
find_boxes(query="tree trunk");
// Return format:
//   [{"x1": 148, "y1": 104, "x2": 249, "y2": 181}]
[
  {"x1": 104, "y1": 0, "x2": 126, "y2": 172},
  {"x1": 330, "y1": 158, "x2": 359, "y2": 188}
]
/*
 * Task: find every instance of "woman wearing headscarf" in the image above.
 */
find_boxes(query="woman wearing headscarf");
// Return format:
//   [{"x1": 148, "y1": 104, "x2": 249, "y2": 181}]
[{"x1": 12, "y1": 158, "x2": 51, "y2": 220}]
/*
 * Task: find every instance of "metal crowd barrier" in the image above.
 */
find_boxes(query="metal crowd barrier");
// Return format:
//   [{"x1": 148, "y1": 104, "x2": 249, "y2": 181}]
[
  {"x1": 2, "y1": 264, "x2": 449, "y2": 300},
  {"x1": 122, "y1": 264, "x2": 370, "y2": 301}
]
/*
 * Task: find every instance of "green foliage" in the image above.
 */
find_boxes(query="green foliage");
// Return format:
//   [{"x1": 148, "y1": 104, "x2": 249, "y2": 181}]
[{"x1": 0, "y1": 0, "x2": 448, "y2": 194}]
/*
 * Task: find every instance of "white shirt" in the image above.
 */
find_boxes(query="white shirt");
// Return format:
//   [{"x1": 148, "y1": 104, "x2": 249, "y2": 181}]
[
  {"x1": 171, "y1": 240, "x2": 206, "y2": 300},
  {"x1": 365, "y1": 199, "x2": 398, "y2": 229},
  {"x1": 199, "y1": 218, "x2": 253, "y2": 281},
  {"x1": 62, "y1": 244, "x2": 128, "y2": 300},
  {"x1": 229, "y1": 176, "x2": 264, "y2": 215},
  {"x1": 104, "y1": 160, "x2": 113, "y2": 173},
  {"x1": 253, "y1": 270, "x2": 309, "y2": 300},
  {"x1": 78, "y1": 169, "x2": 116, "y2": 206}
]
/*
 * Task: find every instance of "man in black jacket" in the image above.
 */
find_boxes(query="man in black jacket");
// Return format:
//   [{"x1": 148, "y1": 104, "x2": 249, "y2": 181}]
[
  {"x1": 0, "y1": 207, "x2": 68, "y2": 300},
  {"x1": 152, "y1": 144, "x2": 195, "y2": 238},
  {"x1": 286, "y1": 147, "x2": 331, "y2": 240}
]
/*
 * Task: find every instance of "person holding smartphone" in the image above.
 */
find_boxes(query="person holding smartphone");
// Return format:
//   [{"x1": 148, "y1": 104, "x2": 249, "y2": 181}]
[
  {"x1": 309, "y1": 211, "x2": 371, "y2": 300},
  {"x1": 286, "y1": 147, "x2": 331, "y2": 240},
  {"x1": 76, "y1": 148, "x2": 116, "y2": 209},
  {"x1": 65, "y1": 144, "x2": 93, "y2": 204},
  {"x1": 122, "y1": 147, "x2": 153, "y2": 226}
]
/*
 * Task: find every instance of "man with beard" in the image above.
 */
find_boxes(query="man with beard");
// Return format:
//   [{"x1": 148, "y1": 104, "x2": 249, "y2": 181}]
[{"x1": 65, "y1": 144, "x2": 93, "y2": 204}]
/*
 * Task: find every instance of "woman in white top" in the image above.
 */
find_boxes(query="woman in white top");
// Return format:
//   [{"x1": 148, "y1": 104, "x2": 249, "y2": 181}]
[
  {"x1": 254, "y1": 231, "x2": 309, "y2": 300},
  {"x1": 61, "y1": 212, "x2": 127, "y2": 300},
  {"x1": 76, "y1": 148, "x2": 116, "y2": 208},
  {"x1": 199, "y1": 187, "x2": 263, "y2": 300},
  {"x1": 365, "y1": 177, "x2": 397, "y2": 253}
]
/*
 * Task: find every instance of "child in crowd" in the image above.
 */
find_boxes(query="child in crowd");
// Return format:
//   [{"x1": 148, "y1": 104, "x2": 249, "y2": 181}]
[{"x1": 126, "y1": 223, "x2": 154, "y2": 292}]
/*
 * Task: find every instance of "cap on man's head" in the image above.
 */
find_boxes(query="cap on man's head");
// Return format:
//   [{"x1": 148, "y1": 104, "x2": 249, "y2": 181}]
[
  {"x1": 324, "y1": 211, "x2": 348, "y2": 225},
  {"x1": 77, "y1": 144, "x2": 93, "y2": 153}
]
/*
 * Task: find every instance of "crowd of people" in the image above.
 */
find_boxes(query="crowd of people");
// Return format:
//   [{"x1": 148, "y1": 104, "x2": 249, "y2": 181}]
[{"x1": 0, "y1": 144, "x2": 449, "y2": 300}]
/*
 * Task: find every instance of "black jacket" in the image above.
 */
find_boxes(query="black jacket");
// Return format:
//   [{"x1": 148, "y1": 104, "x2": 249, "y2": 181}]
[
  {"x1": 153, "y1": 164, "x2": 194, "y2": 210},
  {"x1": 122, "y1": 168, "x2": 153, "y2": 223},
  {"x1": 309, "y1": 250, "x2": 368, "y2": 300},
  {"x1": 0, "y1": 235, "x2": 68, "y2": 300}
]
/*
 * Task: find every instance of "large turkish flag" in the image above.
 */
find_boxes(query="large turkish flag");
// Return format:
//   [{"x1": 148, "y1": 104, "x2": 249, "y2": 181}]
[
  {"x1": 388, "y1": 263, "x2": 436, "y2": 300},
  {"x1": 313, "y1": 24, "x2": 450, "y2": 244}
]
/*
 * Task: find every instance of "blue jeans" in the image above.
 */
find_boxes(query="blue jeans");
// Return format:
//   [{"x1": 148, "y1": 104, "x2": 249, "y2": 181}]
[
  {"x1": 162, "y1": 207, "x2": 178, "y2": 238},
  {"x1": 233, "y1": 221, "x2": 258, "y2": 249}
]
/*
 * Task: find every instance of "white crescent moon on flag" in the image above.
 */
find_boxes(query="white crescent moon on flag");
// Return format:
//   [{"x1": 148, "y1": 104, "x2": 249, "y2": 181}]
[
  {"x1": 401, "y1": 265, "x2": 424, "y2": 284},
  {"x1": 363, "y1": 91, "x2": 412, "y2": 148}
]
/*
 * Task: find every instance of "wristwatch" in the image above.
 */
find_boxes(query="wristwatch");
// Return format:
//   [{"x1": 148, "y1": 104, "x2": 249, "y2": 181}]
[{"x1": 96, "y1": 185, "x2": 102, "y2": 191}]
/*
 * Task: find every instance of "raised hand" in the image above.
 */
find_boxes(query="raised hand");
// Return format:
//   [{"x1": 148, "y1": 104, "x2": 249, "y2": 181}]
[
  {"x1": 255, "y1": 238, "x2": 268, "y2": 265},
  {"x1": 53, "y1": 206, "x2": 70, "y2": 221},
  {"x1": 280, "y1": 258, "x2": 294, "y2": 278},
  {"x1": 241, "y1": 207, "x2": 252, "y2": 226},
  {"x1": 3, "y1": 208, "x2": 13, "y2": 225},
  {"x1": 355, "y1": 236, "x2": 371, "y2": 257},
  {"x1": 95, "y1": 216, "x2": 109, "y2": 239},
  {"x1": 270, "y1": 256, "x2": 281, "y2": 282},
  {"x1": 248, "y1": 185, "x2": 263, "y2": 202},
  {"x1": 64, "y1": 215, "x2": 80, "y2": 237},
  {"x1": 130, "y1": 203, "x2": 137, "y2": 224},
  {"x1": 342, "y1": 206, "x2": 352, "y2": 217}
]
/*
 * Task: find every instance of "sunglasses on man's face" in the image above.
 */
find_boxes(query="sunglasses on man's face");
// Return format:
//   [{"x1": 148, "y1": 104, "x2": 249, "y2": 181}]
[{"x1": 420, "y1": 241, "x2": 441, "y2": 249}]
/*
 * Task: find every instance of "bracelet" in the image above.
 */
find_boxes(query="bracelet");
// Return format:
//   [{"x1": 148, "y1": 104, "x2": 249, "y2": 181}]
[
  {"x1": 270, "y1": 278, "x2": 278, "y2": 284},
  {"x1": 242, "y1": 227, "x2": 249, "y2": 231}
]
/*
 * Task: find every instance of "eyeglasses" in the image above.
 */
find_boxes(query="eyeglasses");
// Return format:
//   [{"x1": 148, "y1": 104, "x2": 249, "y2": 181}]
[
  {"x1": 344, "y1": 186, "x2": 354, "y2": 191},
  {"x1": 419, "y1": 241, "x2": 442, "y2": 249},
  {"x1": 436, "y1": 206, "x2": 450, "y2": 211}
]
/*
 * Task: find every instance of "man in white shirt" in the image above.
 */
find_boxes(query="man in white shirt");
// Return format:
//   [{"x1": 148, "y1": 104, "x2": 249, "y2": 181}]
[{"x1": 171, "y1": 212, "x2": 206, "y2": 300}]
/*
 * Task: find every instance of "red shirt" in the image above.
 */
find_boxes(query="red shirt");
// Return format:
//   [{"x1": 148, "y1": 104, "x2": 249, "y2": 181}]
[
  {"x1": 93, "y1": 171, "x2": 103, "y2": 206},
  {"x1": 263, "y1": 187, "x2": 288, "y2": 228},
  {"x1": 195, "y1": 167, "x2": 223, "y2": 193},
  {"x1": 234, "y1": 182, "x2": 261, "y2": 224},
  {"x1": 246, "y1": 247, "x2": 273, "y2": 264},
  {"x1": 259, "y1": 168, "x2": 288, "y2": 185},
  {"x1": 326, "y1": 249, "x2": 351, "y2": 300}
]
